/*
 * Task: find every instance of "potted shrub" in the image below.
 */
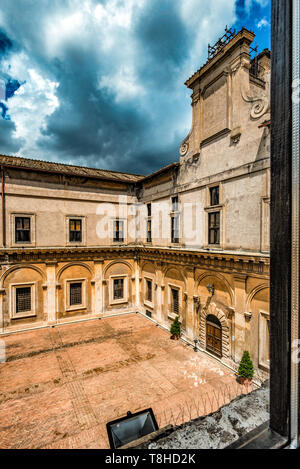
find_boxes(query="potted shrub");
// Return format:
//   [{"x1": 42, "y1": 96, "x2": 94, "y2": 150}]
[
  {"x1": 170, "y1": 316, "x2": 181, "y2": 340},
  {"x1": 237, "y1": 350, "x2": 254, "y2": 385}
]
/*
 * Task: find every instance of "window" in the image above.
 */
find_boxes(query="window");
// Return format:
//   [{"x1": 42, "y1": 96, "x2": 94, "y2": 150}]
[
  {"x1": 16, "y1": 287, "x2": 31, "y2": 313},
  {"x1": 113, "y1": 278, "x2": 124, "y2": 300},
  {"x1": 146, "y1": 203, "x2": 152, "y2": 242},
  {"x1": 172, "y1": 196, "x2": 178, "y2": 212},
  {"x1": 70, "y1": 282, "x2": 82, "y2": 306},
  {"x1": 147, "y1": 219, "x2": 152, "y2": 243},
  {"x1": 69, "y1": 219, "x2": 82, "y2": 243},
  {"x1": 171, "y1": 288, "x2": 179, "y2": 315},
  {"x1": 259, "y1": 311, "x2": 270, "y2": 369},
  {"x1": 113, "y1": 220, "x2": 124, "y2": 243},
  {"x1": 208, "y1": 211, "x2": 220, "y2": 245},
  {"x1": 171, "y1": 214, "x2": 180, "y2": 243},
  {"x1": 210, "y1": 186, "x2": 219, "y2": 206},
  {"x1": 15, "y1": 217, "x2": 31, "y2": 243},
  {"x1": 146, "y1": 279, "x2": 152, "y2": 303},
  {"x1": 171, "y1": 196, "x2": 180, "y2": 243}
]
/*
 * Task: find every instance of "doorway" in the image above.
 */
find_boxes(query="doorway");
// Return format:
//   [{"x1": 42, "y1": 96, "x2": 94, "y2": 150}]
[{"x1": 206, "y1": 314, "x2": 222, "y2": 357}]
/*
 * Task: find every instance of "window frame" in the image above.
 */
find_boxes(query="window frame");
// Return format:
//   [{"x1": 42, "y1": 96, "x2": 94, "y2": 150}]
[
  {"x1": 167, "y1": 283, "x2": 181, "y2": 321},
  {"x1": 146, "y1": 203, "x2": 152, "y2": 243},
  {"x1": 10, "y1": 213, "x2": 36, "y2": 247},
  {"x1": 208, "y1": 211, "x2": 220, "y2": 245},
  {"x1": 69, "y1": 218, "x2": 82, "y2": 244},
  {"x1": 113, "y1": 219, "x2": 125, "y2": 243},
  {"x1": 15, "y1": 216, "x2": 31, "y2": 244},
  {"x1": 9, "y1": 282, "x2": 37, "y2": 319},
  {"x1": 65, "y1": 216, "x2": 86, "y2": 246},
  {"x1": 65, "y1": 279, "x2": 86, "y2": 312},
  {"x1": 109, "y1": 274, "x2": 128, "y2": 305},
  {"x1": 230, "y1": 0, "x2": 299, "y2": 449},
  {"x1": 144, "y1": 277, "x2": 154, "y2": 308}
]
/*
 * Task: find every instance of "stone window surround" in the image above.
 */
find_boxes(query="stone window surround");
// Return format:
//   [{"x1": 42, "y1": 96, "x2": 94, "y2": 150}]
[
  {"x1": 167, "y1": 282, "x2": 182, "y2": 321},
  {"x1": 109, "y1": 274, "x2": 128, "y2": 305},
  {"x1": 9, "y1": 281, "x2": 37, "y2": 319},
  {"x1": 65, "y1": 215, "x2": 86, "y2": 247},
  {"x1": 259, "y1": 309, "x2": 270, "y2": 370},
  {"x1": 65, "y1": 278, "x2": 87, "y2": 312},
  {"x1": 143, "y1": 275, "x2": 154, "y2": 308},
  {"x1": 10, "y1": 212, "x2": 36, "y2": 248}
]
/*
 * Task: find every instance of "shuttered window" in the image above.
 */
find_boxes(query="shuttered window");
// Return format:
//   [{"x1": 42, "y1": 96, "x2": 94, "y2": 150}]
[
  {"x1": 16, "y1": 287, "x2": 31, "y2": 313},
  {"x1": 70, "y1": 282, "x2": 82, "y2": 306},
  {"x1": 171, "y1": 288, "x2": 179, "y2": 315}
]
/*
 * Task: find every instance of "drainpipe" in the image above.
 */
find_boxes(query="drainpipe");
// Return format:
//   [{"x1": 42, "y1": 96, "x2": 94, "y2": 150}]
[{"x1": 1, "y1": 166, "x2": 5, "y2": 248}]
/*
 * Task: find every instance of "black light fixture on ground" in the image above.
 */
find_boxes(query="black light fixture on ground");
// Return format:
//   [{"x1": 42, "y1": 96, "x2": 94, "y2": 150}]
[
  {"x1": 106, "y1": 408, "x2": 159, "y2": 449},
  {"x1": 194, "y1": 338, "x2": 199, "y2": 352}
]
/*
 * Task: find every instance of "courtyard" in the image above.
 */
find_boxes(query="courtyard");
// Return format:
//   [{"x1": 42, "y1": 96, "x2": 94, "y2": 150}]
[{"x1": 0, "y1": 314, "x2": 250, "y2": 449}]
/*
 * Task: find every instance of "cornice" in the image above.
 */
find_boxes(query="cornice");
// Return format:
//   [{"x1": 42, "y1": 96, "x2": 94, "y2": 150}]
[{"x1": 0, "y1": 246, "x2": 269, "y2": 279}]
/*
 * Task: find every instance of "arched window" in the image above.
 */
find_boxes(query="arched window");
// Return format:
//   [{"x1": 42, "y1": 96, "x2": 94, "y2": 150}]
[{"x1": 206, "y1": 315, "x2": 222, "y2": 357}]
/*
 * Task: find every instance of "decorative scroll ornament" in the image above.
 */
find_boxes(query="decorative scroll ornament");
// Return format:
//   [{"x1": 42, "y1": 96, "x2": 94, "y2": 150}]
[
  {"x1": 241, "y1": 86, "x2": 270, "y2": 119},
  {"x1": 179, "y1": 136, "x2": 189, "y2": 156}
]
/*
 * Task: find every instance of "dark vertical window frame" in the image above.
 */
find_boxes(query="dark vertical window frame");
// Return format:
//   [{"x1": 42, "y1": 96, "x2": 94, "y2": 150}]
[
  {"x1": 290, "y1": 0, "x2": 300, "y2": 448},
  {"x1": 113, "y1": 278, "x2": 124, "y2": 300},
  {"x1": 228, "y1": 0, "x2": 298, "y2": 450},
  {"x1": 69, "y1": 282, "x2": 82, "y2": 306},
  {"x1": 113, "y1": 219, "x2": 124, "y2": 243},
  {"x1": 15, "y1": 216, "x2": 31, "y2": 243},
  {"x1": 16, "y1": 286, "x2": 31, "y2": 313},
  {"x1": 69, "y1": 218, "x2": 82, "y2": 243},
  {"x1": 270, "y1": 0, "x2": 293, "y2": 441}
]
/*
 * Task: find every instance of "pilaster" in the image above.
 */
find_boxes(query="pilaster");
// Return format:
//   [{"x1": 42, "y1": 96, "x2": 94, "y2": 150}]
[{"x1": 46, "y1": 262, "x2": 57, "y2": 325}]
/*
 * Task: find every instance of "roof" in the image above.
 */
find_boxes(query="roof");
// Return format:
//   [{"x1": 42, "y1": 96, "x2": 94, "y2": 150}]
[
  {"x1": 0, "y1": 154, "x2": 144, "y2": 183},
  {"x1": 0, "y1": 154, "x2": 178, "y2": 185},
  {"x1": 139, "y1": 162, "x2": 179, "y2": 183}
]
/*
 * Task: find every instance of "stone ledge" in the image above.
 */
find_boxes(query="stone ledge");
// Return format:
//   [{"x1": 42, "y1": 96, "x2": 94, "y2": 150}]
[{"x1": 127, "y1": 382, "x2": 270, "y2": 449}]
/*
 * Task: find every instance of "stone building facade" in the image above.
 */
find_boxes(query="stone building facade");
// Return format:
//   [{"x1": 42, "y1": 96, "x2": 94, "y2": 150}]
[{"x1": 0, "y1": 28, "x2": 270, "y2": 373}]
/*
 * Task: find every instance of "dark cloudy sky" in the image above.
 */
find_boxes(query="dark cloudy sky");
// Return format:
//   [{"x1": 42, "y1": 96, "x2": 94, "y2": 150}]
[{"x1": 0, "y1": 0, "x2": 270, "y2": 175}]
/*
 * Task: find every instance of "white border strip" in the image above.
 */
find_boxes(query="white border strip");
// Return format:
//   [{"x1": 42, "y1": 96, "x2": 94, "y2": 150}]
[{"x1": 291, "y1": 0, "x2": 300, "y2": 450}]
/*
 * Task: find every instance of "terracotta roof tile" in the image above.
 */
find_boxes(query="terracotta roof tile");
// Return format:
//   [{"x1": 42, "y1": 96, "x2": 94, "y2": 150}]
[{"x1": 0, "y1": 154, "x2": 144, "y2": 183}]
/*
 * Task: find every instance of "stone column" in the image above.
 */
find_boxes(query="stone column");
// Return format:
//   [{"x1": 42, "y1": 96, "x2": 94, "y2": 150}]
[
  {"x1": 233, "y1": 274, "x2": 247, "y2": 363},
  {"x1": 185, "y1": 268, "x2": 195, "y2": 340},
  {"x1": 155, "y1": 262, "x2": 163, "y2": 324},
  {"x1": 93, "y1": 260, "x2": 103, "y2": 317},
  {"x1": 244, "y1": 311, "x2": 253, "y2": 351},
  {"x1": 46, "y1": 262, "x2": 57, "y2": 325},
  {"x1": 0, "y1": 288, "x2": 5, "y2": 333},
  {"x1": 134, "y1": 257, "x2": 140, "y2": 310}
]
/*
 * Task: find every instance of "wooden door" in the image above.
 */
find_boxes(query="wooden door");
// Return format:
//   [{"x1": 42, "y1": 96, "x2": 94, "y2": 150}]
[{"x1": 206, "y1": 316, "x2": 222, "y2": 357}]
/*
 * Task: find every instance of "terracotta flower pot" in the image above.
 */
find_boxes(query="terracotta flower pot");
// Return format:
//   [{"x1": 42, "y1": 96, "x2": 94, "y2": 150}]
[
  {"x1": 239, "y1": 376, "x2": 252, "y2": 385},
  {"x1": 170, "y1": 334, "x2": 180, "y2": 340}
]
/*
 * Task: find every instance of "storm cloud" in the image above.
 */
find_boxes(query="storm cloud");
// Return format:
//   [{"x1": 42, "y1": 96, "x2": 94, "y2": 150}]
[{"x1": 0, "y1": 0, "x2": 269, "y2": 175}]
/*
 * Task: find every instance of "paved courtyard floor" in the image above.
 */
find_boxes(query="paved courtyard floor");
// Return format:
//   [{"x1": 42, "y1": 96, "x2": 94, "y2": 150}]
[{"x1": 0, "y1": 314, "x2": 249, "y2": 449}]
